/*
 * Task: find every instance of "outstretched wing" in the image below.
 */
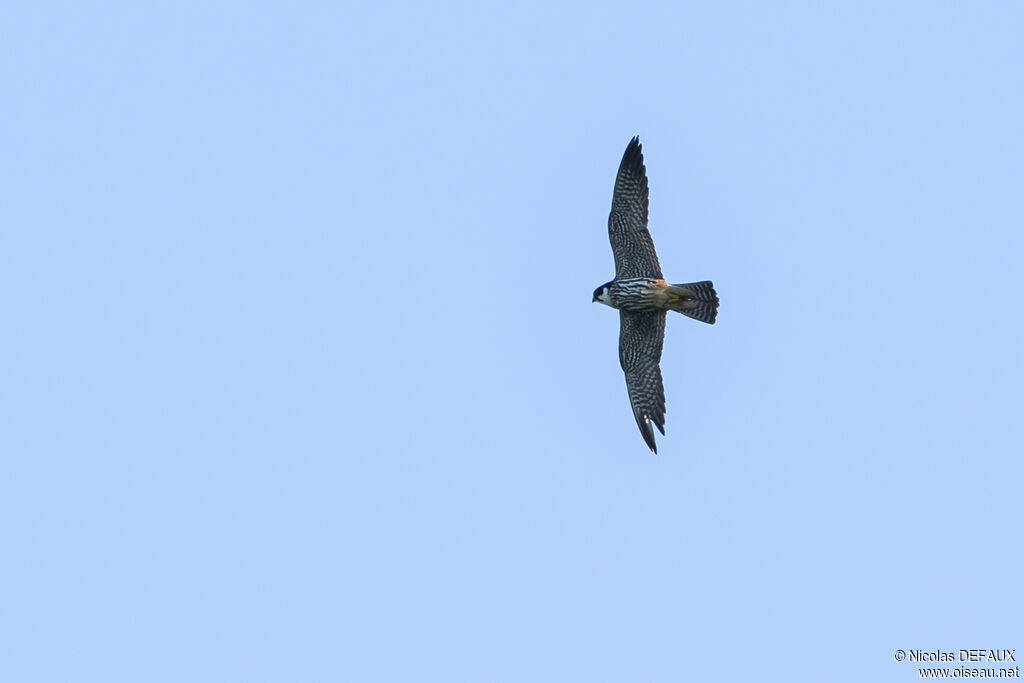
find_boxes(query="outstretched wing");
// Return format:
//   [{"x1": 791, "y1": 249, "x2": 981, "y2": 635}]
[
  {"x1": 619, "y1": 309, "x2": 667, "y2": 453},
  {"x1": 608, "y1": 137, "x2": 662, "y2": 280}
]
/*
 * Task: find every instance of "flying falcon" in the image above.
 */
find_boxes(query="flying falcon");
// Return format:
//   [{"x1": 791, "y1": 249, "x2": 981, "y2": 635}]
[{"x1": 593, "y1": 137, "x2": 718, "y2": 453}]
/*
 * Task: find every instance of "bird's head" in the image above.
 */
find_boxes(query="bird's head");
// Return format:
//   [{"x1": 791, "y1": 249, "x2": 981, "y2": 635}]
[{"x1": 592, "y1": 282, "x2": 614, "y2": 307}]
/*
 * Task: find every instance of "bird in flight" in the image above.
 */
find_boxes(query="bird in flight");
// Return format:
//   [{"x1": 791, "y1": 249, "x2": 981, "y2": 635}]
[{"x1": 593, "y1": 137, "x2": 718, "y2": 453}]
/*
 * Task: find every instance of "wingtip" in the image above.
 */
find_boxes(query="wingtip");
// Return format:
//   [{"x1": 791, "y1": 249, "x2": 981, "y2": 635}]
[
  {"x1": 649, "y1": 419, "x2": 664, "y2": 453},
  {"x1": 618, "y1": 136, "x2": 646, "y2": 176},
  {"x1": 637, "y1": 415, "x2": 661, "y2": 453},
  {"x1": 644, "y1": 430, "x2": 658, "y2": 454}
]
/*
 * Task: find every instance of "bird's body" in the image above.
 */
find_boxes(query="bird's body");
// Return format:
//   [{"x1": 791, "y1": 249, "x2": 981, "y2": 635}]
[
  {"x1": 596, "y1": 277, "x2": 672, "y2": 311},
  {"x1": 593, "y1": 137, "x2": 718, "y2": 453},
  {"x1": 595, "y1": 277, "x2": 718, "y2": 320}
]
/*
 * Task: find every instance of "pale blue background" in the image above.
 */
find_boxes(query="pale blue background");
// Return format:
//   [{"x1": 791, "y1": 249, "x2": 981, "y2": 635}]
[{"x1": 2, "y1": 2, "x2": 1022, "y2": 682}]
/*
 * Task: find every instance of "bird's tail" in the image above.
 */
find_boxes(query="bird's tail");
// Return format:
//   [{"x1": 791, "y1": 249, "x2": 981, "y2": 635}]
[{"x1": 665, "y1": 281, "x2": 718, "y2": 324}]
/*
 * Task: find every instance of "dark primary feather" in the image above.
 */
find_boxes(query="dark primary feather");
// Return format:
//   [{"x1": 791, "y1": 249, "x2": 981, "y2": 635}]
[
  {"x1": 608, "y1": 137, "x2": 662, "y2": 281},
  {"x1": 618, "y1": 309, "x2": 667, "y2": 453}
]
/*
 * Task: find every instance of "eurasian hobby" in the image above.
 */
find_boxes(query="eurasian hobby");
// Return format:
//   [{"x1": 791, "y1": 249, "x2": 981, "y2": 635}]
[{"x1": 593, "y1": 137, "x2": 718, "y2": 453}]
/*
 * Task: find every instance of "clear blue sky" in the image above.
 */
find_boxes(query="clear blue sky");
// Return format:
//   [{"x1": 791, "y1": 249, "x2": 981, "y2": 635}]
[{"x1": 3, "y1": 2, "x2": 1022, "y2": 681}]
